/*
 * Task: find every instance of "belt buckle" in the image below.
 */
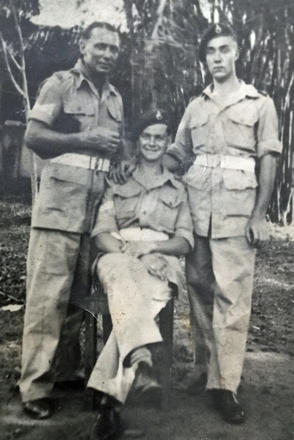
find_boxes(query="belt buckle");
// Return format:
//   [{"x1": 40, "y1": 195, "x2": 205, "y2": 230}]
[
  {"x1": 95, "y1": 158, "x2": 109, "y2": 172},
  {"x1": 220, "y1": 155, "x2": 228, "y2": 169}
]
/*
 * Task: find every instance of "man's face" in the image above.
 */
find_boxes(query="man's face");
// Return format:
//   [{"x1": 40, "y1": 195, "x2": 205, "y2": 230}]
[
  {"x1": 80, "y1": 27, "x2": 120, "y2": 75},
  {"x1": 205, "y1": 36, "x2": 238, "y2": 81},
  {"x1": 138, "y1": 123, "x2": 169, "y2": 163}
]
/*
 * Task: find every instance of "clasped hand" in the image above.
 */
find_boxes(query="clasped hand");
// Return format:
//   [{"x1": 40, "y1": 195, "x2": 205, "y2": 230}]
[
  {"x1": 80, "y1": 127, "x2": 120, "y2": 157},
  {"x1": 141, "y1": 253, "x2": 168, "y2": 281},
  {"x1": 120, "y1": 241, "x2": 156, "y2": 258},
  {"x1": 120, "y1": 241, "x2": 168, "y2": 281}
]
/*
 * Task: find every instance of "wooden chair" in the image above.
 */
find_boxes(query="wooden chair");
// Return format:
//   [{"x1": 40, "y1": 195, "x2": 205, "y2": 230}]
[{"x1": 84, "y1": 284, "x2": 174, "y2": 410}]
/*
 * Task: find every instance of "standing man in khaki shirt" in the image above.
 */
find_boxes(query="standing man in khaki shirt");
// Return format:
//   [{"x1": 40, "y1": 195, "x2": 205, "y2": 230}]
[
  {"x1": 166, "y1": 23, "x2": 282, "y2": 423},
  {"x1": 19, "y1": 21, "x2": 124, "y2": 419}
]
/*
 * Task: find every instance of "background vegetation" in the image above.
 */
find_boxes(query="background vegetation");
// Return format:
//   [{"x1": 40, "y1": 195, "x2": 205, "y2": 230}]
[{"x1": 0, "y1": 0, "x2": 293, "y2": 223}]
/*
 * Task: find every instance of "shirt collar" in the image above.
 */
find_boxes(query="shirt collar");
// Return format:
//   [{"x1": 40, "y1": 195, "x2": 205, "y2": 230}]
[
  {"x1": 132, "y1": 166, "x2": 180, "y2": 190},
  {"x1": 202, "y1": 80, "x2": 259, "y2": 107},
  {"x1": 71, "y1": 59, "x2": 119, "y2": 99}
]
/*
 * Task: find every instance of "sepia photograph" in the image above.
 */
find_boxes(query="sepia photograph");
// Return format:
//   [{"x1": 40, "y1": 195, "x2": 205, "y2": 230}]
[{"x1": 0, "y1": 1, "x2": 293, "y2": 439}]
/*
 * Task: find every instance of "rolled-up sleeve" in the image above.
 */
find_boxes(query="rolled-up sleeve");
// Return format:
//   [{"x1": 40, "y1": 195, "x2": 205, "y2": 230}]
[
  {"x1": 91, "y1": 187, "x2": 118, "y2": 237},
  {"x1": 174, "y1": 188, "x2": 194, "y2": 249},
  {"x1": 167, "y1": 105, "x2": 194, "y2": 167},
  {"x1": 257, "y1": 96, "x2": 282, "y2": 158},
  {"x1": 28, "y1": 77, "x2": 63, "y2": 126}
]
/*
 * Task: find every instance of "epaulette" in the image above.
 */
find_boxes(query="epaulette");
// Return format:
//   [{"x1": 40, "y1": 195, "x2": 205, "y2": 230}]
[
  {"x1": 169, "y1": 174, "x2": 184, "y2": 189},
  {"x1": 36, "y1": 71, "x2": 71, "y2": 97},
  {"x1": 52, "y1": 70, "x2": 72, "y2": 83},
  {"x1": 201, "y1": 93, "x2": 209, "y2": 100},
  {"x1": 258, "y1": 89, "x2": 268, "y2": 97}
]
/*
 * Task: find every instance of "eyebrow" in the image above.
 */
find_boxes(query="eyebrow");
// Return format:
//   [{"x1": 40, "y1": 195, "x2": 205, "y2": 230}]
[{"x1": 207, "y1": 43, "x2": 231, "y2": 50}]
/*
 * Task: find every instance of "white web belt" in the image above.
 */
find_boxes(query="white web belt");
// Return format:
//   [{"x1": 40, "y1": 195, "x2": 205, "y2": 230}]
[{"x1": 195, "y1": 154, "x2": 255, "y2": 173}]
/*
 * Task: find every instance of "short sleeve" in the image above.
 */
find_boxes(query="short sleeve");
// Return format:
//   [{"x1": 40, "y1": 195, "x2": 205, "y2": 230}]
[
  {"x1": 91, "y1": 187, "x2": 118, "y2": 237},
  {"x1": 174, "y1": 187, "x2": 194, "y2": 249},
  {"x1": 28, "y1": 76, "x2": 63, "y2": 127},
  {"x1": 257, "y1": 96, "x2": 282, "y2": 158},
  {"x1": 167, "y1": 105, "x2": 194, "y2": 166}
]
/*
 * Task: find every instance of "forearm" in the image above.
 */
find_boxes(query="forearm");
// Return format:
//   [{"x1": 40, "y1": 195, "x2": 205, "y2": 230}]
[
  {"x1": 94, "y1": 232, "x2": 123, "y2": 253},
  {"x1": 252, "y1": 154, "x2": 277, "y2": 219},
  {"x1": 25, "y1": 121, "x2": 86, "y2": 159},
  {"x1": 152, "y1": 236, "x2": 190, "y2": 256}
]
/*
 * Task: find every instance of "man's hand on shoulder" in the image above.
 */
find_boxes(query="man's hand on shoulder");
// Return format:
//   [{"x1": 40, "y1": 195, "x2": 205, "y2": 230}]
[
  {"x1": 80, "y1": 127, "x2": 120, "y2": 157},
  {"x1": 109, "y1": 159, "x2": 136, "y2": 184},
  {"x1": 245, "y1": 215, "x2": 269, "y2": 246}
]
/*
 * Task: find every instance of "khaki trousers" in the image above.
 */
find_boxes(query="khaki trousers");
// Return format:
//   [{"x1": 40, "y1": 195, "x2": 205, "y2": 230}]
[
  {"x1": 19, "y1": 229, "x2": 88, "y2": 402},
  {"x1": 87, "y1": 253, "x2": 171, "y2": 403},
  {"x1": 186, "y1": 235, "x2": 256, "y2": 392}
]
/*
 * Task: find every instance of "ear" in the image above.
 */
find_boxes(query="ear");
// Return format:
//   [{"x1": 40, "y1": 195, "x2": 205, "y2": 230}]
[
  {"x1": 79, "y1": 39, "x2": 86, "y2": 55},
  {"x1": 234, "y1": 43, "x2": 239, "y2": 61}
]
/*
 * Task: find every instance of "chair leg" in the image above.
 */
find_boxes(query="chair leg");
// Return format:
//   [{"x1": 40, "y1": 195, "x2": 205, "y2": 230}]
[
  {"x1": 102, "y1": 314, "x2": 112, "y2": 344},
  {"x1": 84, "y1": 312, "x2": 97, "y2": 409},
  {"x1": 159, "y1": 298, "x2": 174, "y2": 410}
]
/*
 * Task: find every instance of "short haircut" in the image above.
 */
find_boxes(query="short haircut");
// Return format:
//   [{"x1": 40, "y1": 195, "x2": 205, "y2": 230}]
[{"x1": 81, "y1": 21, "x2": 119, "y2": 40}]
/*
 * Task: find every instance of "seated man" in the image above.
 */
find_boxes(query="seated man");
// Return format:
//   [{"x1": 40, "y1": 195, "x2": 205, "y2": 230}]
[{"x1": 87, "y1": 109, "x2": 194, "y2": 440}]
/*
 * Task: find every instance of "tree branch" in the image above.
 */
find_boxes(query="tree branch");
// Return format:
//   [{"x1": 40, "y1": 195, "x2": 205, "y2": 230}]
[
  {"x1": 0, "y1": 34, "x2": 26, "y2": 98},
  {"x1": 151, "y1": 0, "x2": 168, "y2": 41},
  {"x1": 7, "y1": 46, "x2": 22, "y2": 71},
  {"x1": 9, "y1": 0, "x2": 31, "y2": 113}
]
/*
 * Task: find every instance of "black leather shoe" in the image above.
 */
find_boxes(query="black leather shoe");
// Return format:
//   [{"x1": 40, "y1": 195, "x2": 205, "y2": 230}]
[
  {"x1": 186, "y1": 372, "x2": 207, "y2": 395},
  {"x1": 133, "y1": 362, "x2": 162, "y2": 405},
  {"x1": 23, "y1": 398, "x2": 54, "y2": 419},
  {"x1": 213, "y1": 390, "x2": 245, "y2": 424},
  {"x1": 54, "y1": 378, "x2": 85, "y2": 391},
  {"x1": 90, "y1": 406, "x2": 120, "y2": 440}
]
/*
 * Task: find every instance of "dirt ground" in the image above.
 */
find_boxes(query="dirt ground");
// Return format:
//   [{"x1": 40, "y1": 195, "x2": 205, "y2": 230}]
[{"x1": 0, "y1": 198, "x2": 293, "y2": 440}]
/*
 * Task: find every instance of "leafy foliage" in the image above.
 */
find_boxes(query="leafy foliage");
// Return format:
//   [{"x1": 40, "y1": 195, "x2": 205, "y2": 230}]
[
  {"x1": 0, "y1": 0, "x2": 39, "y2": 46},
  {"x1": 0, "y1": 0, "x2": 293, "y2": 222},
  {"x1": 121, "y1": 0, "x2": 294, "y2": 223}
]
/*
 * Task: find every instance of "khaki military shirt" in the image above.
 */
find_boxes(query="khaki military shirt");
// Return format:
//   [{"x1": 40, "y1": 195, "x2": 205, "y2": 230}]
[
  {"x1": 92, "y1": 167, "x2": 194, "y2": 249},
  {"x1": 29, "y1": 59, "x2": 124, "y2": 233},
  {"x1": 168, "y1": 82, "x2": 282, "y2": 238}
]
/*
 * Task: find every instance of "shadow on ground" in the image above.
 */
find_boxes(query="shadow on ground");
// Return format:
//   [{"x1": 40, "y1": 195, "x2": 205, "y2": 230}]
[{"x1": 1, "y1": 352, "x2": 293, "y2": 440}]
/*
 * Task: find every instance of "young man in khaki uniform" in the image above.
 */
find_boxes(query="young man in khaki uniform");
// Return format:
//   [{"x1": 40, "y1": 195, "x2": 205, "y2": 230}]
[
  {"x1": 88, "y1": 110, "x2": 194, "y2": 440},
  {"x1": 165, "y1": 24, "x2": 282, "y2": 423},
  {"x1": 19, "y1": 21, "x2": 124, "y2": 419}
]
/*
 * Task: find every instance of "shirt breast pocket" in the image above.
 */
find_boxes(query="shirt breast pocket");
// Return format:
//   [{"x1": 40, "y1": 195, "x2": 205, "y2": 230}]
[
  {"x1": 190, "y1": 113, "x2": 209, "y2": 151},
  {"x1": 154, "y1": 189, "x2": 181, "y2": 233},
  {"x1": 224, "y1": 109, "x2": 257, "y2": 150},
  {"x1": 113, "y1": 185, "x2": 140, "y2": 224},
  {"x1": 105, "y1": 99, "x2": 123, "y2": 133},
  {"x1": 63, "y1": 100, "x2": 95, "y2": 131}
]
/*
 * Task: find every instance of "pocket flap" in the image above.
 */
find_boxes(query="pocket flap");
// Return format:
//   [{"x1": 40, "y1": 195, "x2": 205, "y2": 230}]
[
  {"x1": 107, "y1": 99, "x2": 122, "y2": 122},
  {"x1": 113, "y1": 182, "x2": 141, "y2": 198},
  {"x1": 190, "y1": 112, "x2": 209, "y2": 129},
  {"x1": 159, "y1": 187, "x2": 181, "y2": 208},
  {"x1": 47, "y1": 163, "x2": 88, "y2": 185},
  {"x1": 227, "y1": 109, "x2": 256, "y2": 127},
  {"x1": 63, "y1": 100, "x2": 95, "y2": 115},
  {"x1": 223, "y1": 169, "x2": 258, "y2": 190}
]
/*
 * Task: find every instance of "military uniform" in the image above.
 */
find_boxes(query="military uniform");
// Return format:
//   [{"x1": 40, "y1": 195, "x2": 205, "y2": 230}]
[
  {"x1": 87, "y1": 167, "x2": 193, "y2": 403},
  {"x1": 19, "y1": 59, "x2": 124, "y2": 403},
  {"x1": 168, "y1": 81, "x2": 281, "y2": 391}
]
